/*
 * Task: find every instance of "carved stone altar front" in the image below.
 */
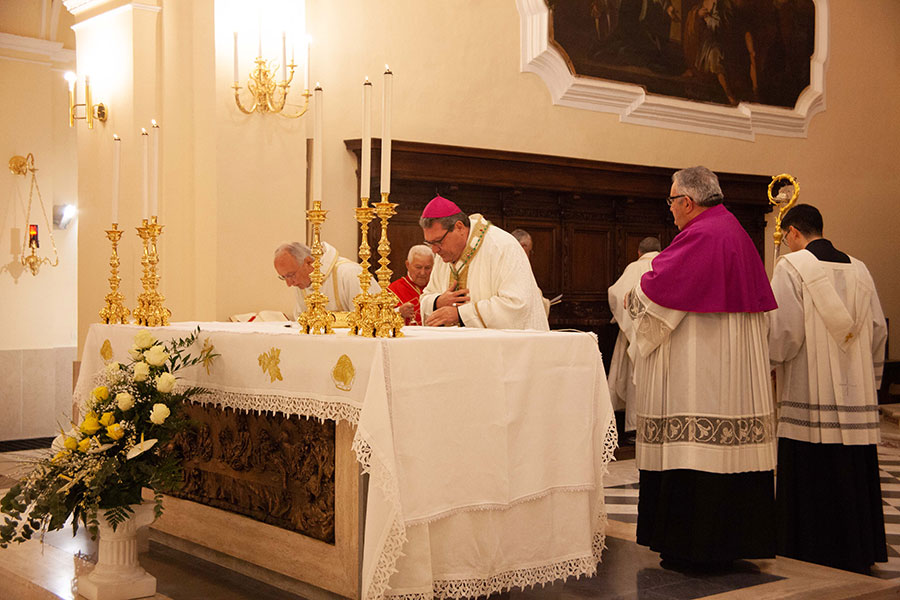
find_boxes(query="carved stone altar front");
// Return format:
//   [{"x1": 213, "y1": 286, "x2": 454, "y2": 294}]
[{"x1": 170, "y1": 403, "x2": 336, "y2": 543}]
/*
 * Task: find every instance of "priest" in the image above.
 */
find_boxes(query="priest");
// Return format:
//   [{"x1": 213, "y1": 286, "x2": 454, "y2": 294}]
[
  {"x1": 418, "y1": 196, "x2": 548, "y2": 330},
  {"x1": 627, "y1": 166, "x2": 778, "y2": 567},
  {"x1": 389, "y1": 244, "x2": 434, "y2": 325},
  {"x1": 768, "y1": 203, "x2": 887, "y2": 574},
  {"x1": 273, "y1": 241, "x2": 377, "y2": 317},
  {"x1": 607, "y1": 237, "x2": 660, "y2": 439}
]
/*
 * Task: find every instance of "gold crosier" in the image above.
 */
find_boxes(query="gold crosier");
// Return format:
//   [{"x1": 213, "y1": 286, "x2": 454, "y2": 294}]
[
  {"x1": 99, "y1": 224, "x2": 130, "y2": 324},
  {"x1": 132, "y1": 217, "x2": 171, "y2": 326},
  {"x1": 347, "y1": 196, "x2": 379, "y2": 336},
  {"x1": 768, "y1": 173, "x2": 800, "y2": 264},
  {"x1": 297, "y1": 201, "x2": 334, "y2": 334}
]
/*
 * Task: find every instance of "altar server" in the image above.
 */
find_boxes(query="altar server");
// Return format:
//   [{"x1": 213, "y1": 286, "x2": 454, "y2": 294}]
[
  {"x1": 274, "y1": 241, "x2": 377, "y2": 317},
  {"x1": 628, "y1": 166, "x2": 777, "y2": 566},
  {"x1": 389, "y1": 244, "x2": 434, "y2": 325},
  {"x1": 769, "y1": 203, "x2": 887, "y2": 574},
  {"x1": 418, "y1": 196, "x2": 548, "y2": 330},
  {"x1": 608, "y1": 237, "x2": 661, "y2": 438}
]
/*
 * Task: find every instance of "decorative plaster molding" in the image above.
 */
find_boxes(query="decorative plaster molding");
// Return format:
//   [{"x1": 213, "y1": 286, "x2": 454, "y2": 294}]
[
  {"x1": 516, "y1": 0, "x2": 828, "y2": 140},
  {"x1": 0, "y1": 32, "x2": 75, "y2": 64}
]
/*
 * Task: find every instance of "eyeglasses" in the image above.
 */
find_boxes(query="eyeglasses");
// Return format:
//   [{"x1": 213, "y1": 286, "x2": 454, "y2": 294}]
[
  {"x1": 666, "y1": 194, "x2": 691, "y2": 207},
  {"x1": 277, "y1": 269, "x2": 300, "y2": 282},
  {"x1": 423, "y1": 227, "x2": 453, "y2": 248}
]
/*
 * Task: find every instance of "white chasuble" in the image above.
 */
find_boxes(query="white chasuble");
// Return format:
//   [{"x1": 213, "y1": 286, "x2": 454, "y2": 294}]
[
  {"x1": 607, "y1": 251, "x2": 658, "y2": 430},
  {"x1": 420, "y1": 214, "x2": 549, "y2": 331},
  {"x1": 629, "y1": 285, "x2": 776, "y2": 473},
  {"x1": 768, "y1": 250, "x2": 886, "y2": 445},
  {"x1": 294, "y1": 241, "x2": 378, "y2": 317}
]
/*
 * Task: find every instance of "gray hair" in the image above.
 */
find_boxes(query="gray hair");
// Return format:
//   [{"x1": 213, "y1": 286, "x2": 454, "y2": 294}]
[
  {"x1": 419, "y1": 211, "x2": 468, "y2": 231},
  {"x1": 672, "y1": 166, "x2": 724, "y2": 207},
  {"x1": 407, "y1": 244, "x2": 433, "y2": 262},
  {"x1": 510, "y1": 229, "x2": 532, "y2": 244},
  {"x1": 638, "y1": 236, "x2": 661, "y2": 255},
  {"x1": 274, "y1": 242, "x2": 310, "y2": 262}
]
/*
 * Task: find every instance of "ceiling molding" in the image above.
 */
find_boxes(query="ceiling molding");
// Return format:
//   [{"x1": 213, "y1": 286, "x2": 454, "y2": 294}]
[
  {"x1": 0, "y1": 32, "x2": 75, "y2": 65},
  {"x1": 516, "y1": 0, "x2": 828, "y2": 140}
]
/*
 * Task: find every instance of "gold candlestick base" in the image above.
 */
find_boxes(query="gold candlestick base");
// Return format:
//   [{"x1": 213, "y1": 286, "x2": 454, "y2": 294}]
[
  {"x1": 99, "y1": 224, "x2": 130, "y2": 324},
  {"x1": 132, "y1": 217, "x2": 171, "y2": 327},
  {"x1": 371, "y1": 192, "x2": 404, "y2": 338},
  {"x1": 297, "y1": 201, "x2": 334, "y2": 335},
  {"x1": 348, "y1": 197, "x2": 378, "y2": 337}
]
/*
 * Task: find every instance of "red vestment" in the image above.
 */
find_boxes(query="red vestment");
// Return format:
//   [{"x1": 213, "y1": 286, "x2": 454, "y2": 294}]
[{"x1": 389, "y1": 275, "x2": 423, "y2": 325}]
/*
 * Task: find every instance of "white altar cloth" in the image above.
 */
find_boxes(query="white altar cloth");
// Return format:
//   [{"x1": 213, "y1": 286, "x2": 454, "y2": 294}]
[{"x1": 75, "y1": 322, "x2": 615, "y2": 600}]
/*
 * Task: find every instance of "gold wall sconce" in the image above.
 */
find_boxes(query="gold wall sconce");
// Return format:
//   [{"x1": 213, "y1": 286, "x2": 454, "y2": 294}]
[
  {"x1": 9, "y1": 154, "x2": 59, "y2": 276},
  {"x1": 65, "y1": 71, "x2": 108, "y2": 128},
  {"x1": 232, "y1": 33, "x2": 310, "y2": 118}
]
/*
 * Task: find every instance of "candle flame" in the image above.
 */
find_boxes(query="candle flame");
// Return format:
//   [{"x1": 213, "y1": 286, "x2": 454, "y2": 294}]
[
  {"x1": 141, "y1": 128, "x2": 148, "y2": 135},
  {"x1": 151, "y1": 119, "x2": 158, "y2": 127},
  {"x1": 113, "y1": 134, "x2": 120, "y2": 141},
  {"x1": 364, "y1": 76, "x2": 371, "y2": 84}
]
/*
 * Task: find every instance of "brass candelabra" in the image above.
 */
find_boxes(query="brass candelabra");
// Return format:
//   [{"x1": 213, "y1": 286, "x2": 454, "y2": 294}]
[
  {"x1": 348, "y1": 197, "x2": 378, "y2": 337},
  {"x1": 372, "y1": 193, "x2": 404, "y2": 338},
  {"x1": 233, "y1": 57, "x2": 310, "y2": 118},
  {"x1": 297, "y1": 201, "x2": 334, "y2": 335},
  {"x1": 99, "y1": 224, "x2": 130, "y2": 324},
  {"x1": 132, "y1": 217, "x2": 171, "y2": 327}
]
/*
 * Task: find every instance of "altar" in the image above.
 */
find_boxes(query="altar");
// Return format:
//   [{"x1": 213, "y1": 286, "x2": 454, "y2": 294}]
[{"x1": 75, "y1": 322, "x2": 616, "y2": 600}]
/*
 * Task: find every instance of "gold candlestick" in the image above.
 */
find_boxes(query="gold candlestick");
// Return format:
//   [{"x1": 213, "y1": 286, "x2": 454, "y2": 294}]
[
  {"x1": 372, "y1": 192, "x2": 404, "y2": 338},
  {"x1": 297, "y1": 201, "x2": 334, "y2": 335},
  {"x1": 348, "y1": 197, "x2": 378, "y2": 337},
  {"x1": 133, "y1": 217, "x2": 171, "y2": 327},
  {"x1": 99, "y1": 224, "x2": 130, "y2": 324}
]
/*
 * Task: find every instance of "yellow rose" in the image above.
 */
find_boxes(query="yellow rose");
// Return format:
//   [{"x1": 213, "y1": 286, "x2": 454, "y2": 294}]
[
  {"x1": 144, "y1": 345, "x2": 169, "y2": 367},
  {"x1": 133, "y1": 361, "x2": 150, "y2": 382},
  {"x1": 77, "y1": 438, "x2": 92, "y2": 452},
  {"x1": 106, "y1": 423, "x2": 125, "y2": 440},
  {"x1": 99, "y1": 412, "x2": 116, "y2": 427},
  {"x1": 63, "y1": 436, "x2": 78, "y2": 450},
  {"x1": 92, "y1": 386, "x2": 109, "y2": 401},
  {"x1": 80, "y1": 413, "x2": 101, "y2": 435}
]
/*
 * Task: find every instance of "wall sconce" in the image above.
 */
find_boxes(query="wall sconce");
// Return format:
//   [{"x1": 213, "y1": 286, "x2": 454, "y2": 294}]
[
  {"x1": 9, "y1": 154, "x2": 59, "y2": 276},
  {"x1": 65, "y1": 71, "x2": 108, "y2": 128},
  {"x1": 232, "y1": 33, "x2": 310, "y2": 118},
  {"x1": 53, "y1": 204, "x2": 77, "y2": 229}
]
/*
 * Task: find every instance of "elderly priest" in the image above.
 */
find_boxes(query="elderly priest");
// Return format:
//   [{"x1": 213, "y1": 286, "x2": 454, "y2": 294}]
[
  {"x1": 389, "y1": 244, "x2": 434, "y2": 325},
  {"x1": 418, "y1": 196, "x2": 549, "y2": 330},
  {"x1": 274, "y1": 241, "x2": 378, "y2": 318},
  {"x1": 627, "y1": 166, "x2": 778, "y2": 567}
]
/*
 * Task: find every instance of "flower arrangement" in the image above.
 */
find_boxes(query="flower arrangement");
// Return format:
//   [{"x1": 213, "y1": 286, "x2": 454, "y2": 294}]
[{"x1": 0, "y1": 328, "x2": 217, "y2": 547}]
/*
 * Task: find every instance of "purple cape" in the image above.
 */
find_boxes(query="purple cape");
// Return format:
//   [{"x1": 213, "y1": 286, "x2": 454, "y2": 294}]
[{"x1": 640, "y1": 204, "x2": 777, "y2": 313}]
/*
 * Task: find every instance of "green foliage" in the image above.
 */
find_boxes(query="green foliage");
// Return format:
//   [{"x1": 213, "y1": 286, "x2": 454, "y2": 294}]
[{"x1": 0, "y1": 327, "x2": 218, "y2": 547}]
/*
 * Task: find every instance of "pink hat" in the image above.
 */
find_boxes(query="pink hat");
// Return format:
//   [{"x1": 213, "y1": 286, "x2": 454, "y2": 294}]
[{"x1": 421, "y1": 196, "x2": 462, "y2": 219}]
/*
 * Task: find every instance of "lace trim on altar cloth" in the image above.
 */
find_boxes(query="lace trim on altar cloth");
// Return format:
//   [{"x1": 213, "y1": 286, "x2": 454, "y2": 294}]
[{"x1": 189, "y1": 389, "x2": 362, "y2": 425}]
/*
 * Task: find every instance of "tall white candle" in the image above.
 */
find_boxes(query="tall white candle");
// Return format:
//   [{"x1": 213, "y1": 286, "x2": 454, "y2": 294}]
[
  {"x1": 281, "y1": 32, "x2": 287, "y2": 81},
  {"x1": 313, "y1": 84, "x2": 323, "y2": 203},
  {"x1": 380, "y1": 66, "x2": 392, "y2": 195},
  {"x1": 150, "y1": 120, "x2": 159, "y2": 216},
  {"x1": 141, "y1": 128, "x2": 149, "y2": 219},
  {"x1": 361, "y1": 78, "x2": 372, "y2": 200},
  {"x1": 304, "y1": 36, "x2": 310, "y2": 90},
  {"x1": 233, "y1": 32, "x2": 239, "y2": 83},
  {"x1": 112, "y1": 134, "x2": 121, "y2": 224}
]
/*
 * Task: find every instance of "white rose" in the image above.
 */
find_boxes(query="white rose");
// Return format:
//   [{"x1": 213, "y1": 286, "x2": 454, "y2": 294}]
[
  {"x1": 128, "y1": 346, "x2": 143, "y2": 361},
  {"x1": 133, "y1": 361, "x2": 150, "y2": 382},
  {"x1": 105, "y1": 362, "x2": 121, "y2": 376},
  {"x1": 149, "y1": 403, "x2": 171, "y2": 425},
  {"x1": 116, "y1": 392, "x2": 135, "y2": 411},
  {"x1": 156, "y1": 372, "x2": 177, "y2": 394},
  {"x1": 133, "y1": 329, "x2": 156, "y2": 350},
  {"x1": 144, "y1": 345, "x2": 169, "y2": 367}
]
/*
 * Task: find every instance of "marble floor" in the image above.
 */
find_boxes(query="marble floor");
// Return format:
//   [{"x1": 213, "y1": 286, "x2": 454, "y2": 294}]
[{"x1": 3, "y1": 425, "x2": 900, "y2": 600}]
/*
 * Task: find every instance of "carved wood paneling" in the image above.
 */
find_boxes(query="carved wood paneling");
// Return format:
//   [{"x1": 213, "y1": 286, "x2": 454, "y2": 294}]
[{"x1": 346, "y1": 140, "x2": 772, "y2": 365}]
